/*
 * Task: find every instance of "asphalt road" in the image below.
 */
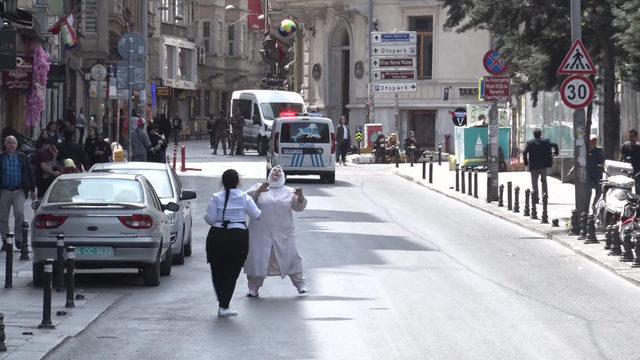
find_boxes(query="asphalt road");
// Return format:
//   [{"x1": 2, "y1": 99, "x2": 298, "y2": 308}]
[{"x1": 46, "y1": 141, "x2": 640, "y2": 360}]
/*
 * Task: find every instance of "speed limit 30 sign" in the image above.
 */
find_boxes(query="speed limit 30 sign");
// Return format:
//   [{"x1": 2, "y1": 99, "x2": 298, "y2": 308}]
[{"x1": 560, "y1": 75, "x2": 594, "y2": 110}]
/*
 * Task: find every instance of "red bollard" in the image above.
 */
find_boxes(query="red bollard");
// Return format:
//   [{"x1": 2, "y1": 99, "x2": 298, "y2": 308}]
[
  {"x1": 172, "y1": 145, "x2": 177, "y2": 170},
  {"x1": 180, "y1": 145, "x2": 186, "y2": 172}
]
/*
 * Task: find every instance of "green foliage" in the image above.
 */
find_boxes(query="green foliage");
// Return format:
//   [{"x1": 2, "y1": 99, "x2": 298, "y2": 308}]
[{"x1": 614, "y1": 1, "x2": 640, "y2": 90}]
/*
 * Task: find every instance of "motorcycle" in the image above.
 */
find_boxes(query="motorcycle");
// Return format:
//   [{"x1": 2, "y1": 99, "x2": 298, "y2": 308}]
[{"x1": 595, "y1": 160, "x2": 636, "y2": 230}]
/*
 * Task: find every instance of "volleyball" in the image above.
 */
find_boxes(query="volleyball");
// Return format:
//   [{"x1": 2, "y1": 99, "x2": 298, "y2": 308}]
[{"x1": 279, "y1": 19, "x2": 297, "y2": 36}]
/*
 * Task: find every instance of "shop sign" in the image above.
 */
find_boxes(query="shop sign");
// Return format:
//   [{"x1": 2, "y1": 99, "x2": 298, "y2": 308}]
[
  {"x1": 156, "y1": 86, "x2": 171, "y2": 97},
  {"x1": 3, "y1": 56, "x2": 32, "y2": 90},
  {"x1": 0, "y1": 30, "x2": 17, "y2": 70}
]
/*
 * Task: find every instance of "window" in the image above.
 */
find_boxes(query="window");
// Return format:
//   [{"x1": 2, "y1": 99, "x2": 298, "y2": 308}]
[
  {"x1": 47, "y1": 179, "x2": 144, "y2": 204},
  {"x1": 409, "y1": 16, "x2": 433, "y2": 80},
  {"x1": 217, "y1": 22, "x2": 223, "y2": 55},
  {"x1": 260, "y1": 103, "x2": 304, "y2": 120},
  {"x1": 228, "y1": 24, "x2": 235, "y2": 56},
  {"x1": 195, "y1": 89, "x2": 202, "y2": 116},
  {"x1": 178, "y1": 47, "x2": 191, "y2": 81},
  {"x1": 161, "y1": 0, "x2": 171, "y2": 22},
  {"x1": 175, "y1": 0, "x2": 184, "y2": 24},
  {"x1": 203, "y1": 21, "x2": 211, "y2": 54},
  {"x1": 96, "y1": 170, "x2": 174, "y2": 198},
  {"x1": 81, "y1": 0, "x2": 98, "y2": 34},
  {"x1": 165, "y1": 45, "x2": 175, "y2": 78},
  {"x1": 281, "y1": 122, "x2": 330, "y2": 144},
  {"x1": 232, "y1": 99, "x2": 252, "y2": 120}
]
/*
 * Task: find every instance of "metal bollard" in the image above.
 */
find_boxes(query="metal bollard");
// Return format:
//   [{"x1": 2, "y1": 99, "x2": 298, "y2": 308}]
[
  {"x1": 473, "y1": 170, "x2": 478, "y2": 199},
  {"x1": 4, "y1": 234, "x2": 12, "y2": 289},
  {"x1": 461, "y1": 167, "x2": 466, "y2": 194},
  {"x1": 486, "y1": 171, "x2": 491, "y2": 203},
  {"x1": 438, "y1": 143, "x2": 442, "y2": 165},
  {"x1": 0, "y1": 312, "x2": 6, "y2": 352},
  {"x1": 620, "y1": 232, "x2": 635, "y2": 262},
  {"x1": 409, "y1": 150, "x2": 414, "y2": 167},
  {"x1": 498, "y1": 185, "x2": 504, "y2": 207},
  {"x1": 507, "y1": 182, "x2": 513, "y2": 210},
  {"x1": 578, "y1": 212, "x2": 588, "y2": 239},
  {"x1": 20, "y1": 221, "x2": 29, "y2": 261},
  {"x1": 531, "y1": 196, "x2": 538, "y2": 220},
  {"x1": 570, "y1": 209, "x2": 580, "y2": 235},
  {"x1": 584, "y1": 215, "x2": 598, "y2": 244},
  {"x1": 604, "y1": 226, "x2": 613, "y2": 250},
  {"x1": 39, "y1": 259, "x2": 55, "y2": 329},
  {"x1": 633, "y1": 238, "x2": 640, "y2": 268},
  {"x1": 455, "y1": 166, "x2": 460, "y2": 192},
  {"x1": 422, "y1": 153, "x2": 426, "y2": 180},
  {"x1": 541, "y1": 194, "x2": 549, "y2": 224},
  {"x1": 429, "y1": 156, "x2": 433, "y2": 184},
  {"x1": 467, "y1": 169, "x2": 473, "y2": 196},
  {"x1": 395, "y1": 149, "x2": 399, "y2": 168},
  {"x1": 65, "y1": 246, "x2": 76, "y2": 308},
  {"x1": 513, "y1": 187, "x2": 520, "y2": 213},
  {"x1": 56, "y1": 235, "x2": 64, "y2": 292},
  {"x1": 524, "y1": 189, "x2": 531, "y2": 217},
  {"x1": 609, "y1": 227, "x2": 622, "y2": 256}
]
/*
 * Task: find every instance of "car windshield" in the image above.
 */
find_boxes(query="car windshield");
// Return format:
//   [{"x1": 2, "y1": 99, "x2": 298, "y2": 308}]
[
  {"x1": 47, "y1": 178, "x2": 144, "y2": 204},
  {"x1": 281, "y1": 122, "x2": 330, "y2": 143},
  {"x1": 260, "y1": 103, "x2": 304, "y2": 120},
  {"x1": 97, "y1": 169, "x2": 174, "y2": 198}
]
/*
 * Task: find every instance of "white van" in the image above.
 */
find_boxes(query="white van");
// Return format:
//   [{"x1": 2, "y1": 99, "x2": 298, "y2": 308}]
[
  {"x1": 231, "y1": 90, "x2": 306, "y2": 155},
  {"x1": 267, "y1": 115, "x2": 336, "y2": 183}
]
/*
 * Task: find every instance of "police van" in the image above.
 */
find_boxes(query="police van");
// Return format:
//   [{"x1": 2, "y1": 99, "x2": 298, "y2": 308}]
[{"x1": 267, "y1": 115, "x2": 336, "y2": 183}]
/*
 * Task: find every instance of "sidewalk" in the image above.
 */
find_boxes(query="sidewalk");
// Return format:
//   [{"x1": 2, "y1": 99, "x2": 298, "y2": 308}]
[
  {"x1": 353, "y1": 154, "x2": 640, "y2": 286},
  {"x1": 0, "y1": 220, "x2": 120, "y2": 359}
]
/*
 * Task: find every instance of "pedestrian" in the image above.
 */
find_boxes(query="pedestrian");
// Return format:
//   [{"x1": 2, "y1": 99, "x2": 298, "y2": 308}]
[
  {"x1": 335, "y1": 115, "x2": 350, "y2": 166},
  {"x1": 620, "y1": 129, "x2": 640, "y2": 194},
  {"x1": 204, "y1": 169, "x2": 261, "y2": 317},
  {"x1": 206, "y1": 115, "x2": 215, "y2": 150},
  {"x1": 244, "y1": 166, "x2": 308, "y2": 297},
  {"x1": 587, "y1": 134, "x2": 604, "y2": 213},
  {"x1": 57, "y1": 130, "x2": 85, "y2": 171},
  {"x1": 373, "y1": 133, "x2": 387, "y2": 164},
  {"x1": 213, "y1": 110, "x2": 228, "y2": 155},
  {"x1": 523, "y1": 128, "x2": 559, "y2": 204},
  {"x1": 131, "y1": 118, "x2": 152, "y2": 162},
  {"x1": 156, "y1": 112, "x2": 171, "y2": 142},
  {"x1": 171, "y1": 113, "x2": 182, "y2": 145},
  {"x1": 34, "y1": 137, "x2": 61, "y2": 199},
  {"x1": 147, "y1": 124, "x2": 166, "y2": 163},
  {"x1": 84, "y1": 127, "x2": 112, "y2": 169},
  {"x1": 0, "y1": 136, "x2": 35, "y2": 251},
  {"x1": 66, "y1": 104, "x2": 76, "y2": 129},
  {"x1": 403, "y1": 130, "x2": 419, "y2": 163},
  {"x1": 1, "y1": 125, "x2": 23, "y2": 151},
  {"x1": 229, "y1": 109, "x2": 245, "y2": 156},
  {"x1": 76, "y1": 107, "x2": 86, "y2": 144}
]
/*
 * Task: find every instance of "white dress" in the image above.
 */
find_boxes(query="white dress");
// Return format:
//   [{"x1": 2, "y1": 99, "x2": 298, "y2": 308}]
[{"x1": 244, "y1": 184, "x2": 307, "y2": 278}]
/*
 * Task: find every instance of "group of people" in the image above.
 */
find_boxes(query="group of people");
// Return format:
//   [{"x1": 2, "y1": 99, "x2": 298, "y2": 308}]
[
  {"x1": 206, "y1": 109, "x2": 247, "y2": 156},
  {"x1": 204, "y1": 166, "x2": 308, "y2": 317}
]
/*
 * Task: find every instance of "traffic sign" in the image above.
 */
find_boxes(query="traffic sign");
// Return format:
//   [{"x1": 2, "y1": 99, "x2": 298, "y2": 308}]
[
  {"x1": 117, "y1": 32, "x2": 145, "y2": 61},
  {"x1": 451, "y1": 107, "x2": 467, "y2": 127},
  {"x1": 560, "y1": 75, "x2": 594, "y2": 109},
  {"x1": 90, "y1": 64, "x2": 107, "y2": 81},
  {"x1": 373, "y1": 82, "x2": 417, "y2": 93},
  {"x1": 371, "y1": 57, "x2": 415, "y2": 70},
  {"x1": 372, "y1": 44, "x2": 416, "y2": 57},
  {"x1": 355, "y1": 132, "x2": 363, "y2": 142},
  {"x1": 371, "y1": 31, "x2": 417, "y2": 44},
  {"x1": 372, "y1": 70, "x2": 416, "y2": 81},
  {"x1": 483, "y1": 49, "x2": 508, "y2": 75},
  {"x1": 483, "y1": 76, "x2": 510, "y2": 102},
  {"x1": 557, "y1": 39, "x2": 596, "y2": 75},
  {"x1": 116, "y1": 61, "x2": 145, "y2": 90}
]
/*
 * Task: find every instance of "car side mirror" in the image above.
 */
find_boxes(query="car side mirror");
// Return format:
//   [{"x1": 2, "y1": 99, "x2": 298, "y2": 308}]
[
  {"x1": 31, "y1": 200, "x2": 41, "y2": 210},
  {"x1": 180, "y1": 190, "x2": 197, "y2": 201},
  {"x1": 163, "y1": 202, "x2": 180, "y2": 212}
]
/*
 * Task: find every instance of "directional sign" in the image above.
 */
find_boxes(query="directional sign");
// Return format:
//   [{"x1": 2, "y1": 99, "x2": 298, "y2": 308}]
[
  {"x1": 355, "y1": 132, "x2": 363, "y2": 142},
  {"x1": 557, "y1": 40, "x2": 596, "y2": 75},
  {"x1": 116, "y1": 60, "x2": 145, "y2": 90},
  {"x1": 371, "y1": 57, "x2": 415, "y2": 70},
  {"x1": 373, "y1": 82, "x2": 417, "y2": 93},
  {"x1": 483, "y1": 76, "x2": 510, "y2": 102},
  {"x1": 371, "y1": 31, "x2": 417, "y2": 45},
  {"x1": 372, "y1": 44, "x2": 416, "y2": 57},
  {"x1": 372, "y1": 70, "x2": 416, "y2": 81},
  {"x1": 117, "y1": 32, "x2": 145, "y2": 61},
  {"x1": 483, "y1": 49, "x2": 508, "y2": 75},
  {"x1": 560, "y1": 75, "x2": 594, "y2": 109}
]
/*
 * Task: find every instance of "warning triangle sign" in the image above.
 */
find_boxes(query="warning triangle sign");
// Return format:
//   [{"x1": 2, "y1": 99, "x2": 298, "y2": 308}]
[{"x1": 557, "y1": 39, "x2": 597, "y2": 75}]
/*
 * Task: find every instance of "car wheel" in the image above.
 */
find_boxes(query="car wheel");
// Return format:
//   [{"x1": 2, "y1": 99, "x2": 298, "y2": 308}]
[
  {"x1": 326, "y1": 172, "x2": 335, "y2": 184},
  {"x1": 173, "y1": 225, "x2": 186, "y2": 265},
  {"x1": 142, "y1": 260, "x2": 160, "y2": 286},
  {"x1": 161, "y1": 244, "x2": 172, "y2": 276},
  {"x1": 32, "y1": 262, "x2": 44, "y2": 287}
]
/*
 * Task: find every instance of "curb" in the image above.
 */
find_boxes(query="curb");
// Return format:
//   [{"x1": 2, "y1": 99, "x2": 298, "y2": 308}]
[{"x1": 393, "y1": 170, "x2": 640, "y2": 288}]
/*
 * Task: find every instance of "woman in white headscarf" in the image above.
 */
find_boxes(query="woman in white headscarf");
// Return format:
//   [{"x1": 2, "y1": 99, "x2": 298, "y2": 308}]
[{"x1": 244, "y1": 165, "x2": 308, "y2": 297}]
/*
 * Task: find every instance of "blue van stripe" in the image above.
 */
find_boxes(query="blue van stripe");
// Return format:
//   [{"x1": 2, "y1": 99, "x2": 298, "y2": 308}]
[
  {"x1": 312, "y1": 154, "x2": 318, "y2": 167},
  {"x1": 290, "y1": 155, "x2": 297, "y2": 167},
  {"x1": 299, "y1": 154, "x2": 305, "y2": 167},
  {"x1": 319, "y1": 154, "x2": 325, "y2": 167}
]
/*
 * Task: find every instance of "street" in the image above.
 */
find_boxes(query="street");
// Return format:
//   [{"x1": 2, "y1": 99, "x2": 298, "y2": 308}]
[{"x1": 43, "y1": 140, "x2": 640, "y2": 360}]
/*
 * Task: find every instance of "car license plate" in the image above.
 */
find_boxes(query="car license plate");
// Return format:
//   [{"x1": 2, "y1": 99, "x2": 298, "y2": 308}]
[{"x1": 75, "y1": 247, "x2": 114, "y2": 257}]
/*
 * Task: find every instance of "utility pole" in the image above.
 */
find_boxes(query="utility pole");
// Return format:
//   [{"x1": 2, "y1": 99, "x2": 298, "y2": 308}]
[
  {"x1": 141, "y1": 0, "x2": 148, "y2": 123},
  {"x1": 570, "y1": 0, "x2": 589, "y2": 213},
  {"x1": 367, "y1": 0, "x2": 374, "y2": 123}
]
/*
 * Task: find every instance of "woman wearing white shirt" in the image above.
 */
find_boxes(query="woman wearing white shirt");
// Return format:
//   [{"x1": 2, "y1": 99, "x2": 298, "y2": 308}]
[{"x1": 204, "y1": 169, "x2": 261, "y2": 317}]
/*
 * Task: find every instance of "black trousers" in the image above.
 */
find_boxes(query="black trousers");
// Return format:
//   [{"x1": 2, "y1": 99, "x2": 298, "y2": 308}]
[{"x1": 206, "y1": 227, "x2": 249, "y2": 309}]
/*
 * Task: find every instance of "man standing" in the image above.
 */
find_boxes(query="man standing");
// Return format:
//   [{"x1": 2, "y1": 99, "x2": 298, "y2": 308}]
[
  {"x1": 335, "y1": 115, "x2": 350, "y2": 166},
  {"x1": 206, "y1": 115, "x2": 215, "y2": 150},
  {"x1": 76, "y1": 107, "x2": 86, "y2": 144},
  {"x1": 620, "y1": 129, "x2": 640, "y2": 194},
  {"x1": 171, "y1": 113, "x2": 182, "y2": 145},
  {"x1": 523, "y1": 128, "x2": 559, "y2": 204},
  {"x1": 213, "y1": 110, "x2": 228, "y2": 155},
  {"x1": 587, "y1": 134, "x2": 604, "y2": 213},
  {"x1": 35, "y1": 138, "x2": 61, "y2": 198},
  {"x1": 229, "y1": 109, "x2": 245, "y2": 156},
  {"x1": 0, "y1": 136, "x2": 35, "y2": 250},
  {"x1": 131, "y1": 118, "x2": 152, "y2": 162}
]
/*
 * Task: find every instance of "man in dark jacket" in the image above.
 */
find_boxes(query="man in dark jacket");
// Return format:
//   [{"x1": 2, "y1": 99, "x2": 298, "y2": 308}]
[
  {"x1": 213, "y1": 111, "x2": 228, "y2": 155},
  {"x1": 57, "y1": 130, "x2": 85, "y2": 171},
  {"x1": 0, "y1": 136, "x2": 35, "y2": 250},
  {"x1": 171, "y1": 113, "x2": 182, "y2": 145},
  {"x1": 229, "y1": 109, "x2": 245, "y2": 156},
  {"x1": 587, "y1": 134, "x2": 604, "y2": 213},
  {"x1": 523, "y1": 128, "x2": 559, "y2": 204},
  {"x1": 335, "y1": 115, "x2": 350, "y2": 166}
]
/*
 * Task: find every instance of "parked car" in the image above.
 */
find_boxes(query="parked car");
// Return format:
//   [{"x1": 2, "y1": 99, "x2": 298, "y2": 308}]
[
  {"x1": 89, "y1": 162, "x2": 196, "y2": 265},
  {"x1": 31, "y1": 173, "x2": 178, "y2": 287}
]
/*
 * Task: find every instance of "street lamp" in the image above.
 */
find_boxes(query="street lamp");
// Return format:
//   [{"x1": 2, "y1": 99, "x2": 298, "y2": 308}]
[{"x1": 224, "y1": 4, "x2": 264, "y2": 26}]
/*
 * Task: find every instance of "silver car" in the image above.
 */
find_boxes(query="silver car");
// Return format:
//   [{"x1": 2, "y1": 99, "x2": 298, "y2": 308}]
[
  {"x1": 89, "y1": 162, "x2": 196, "y2": 265},
  {"x1": 31, "y1": 173, "x2": 178, "y2": 287}
]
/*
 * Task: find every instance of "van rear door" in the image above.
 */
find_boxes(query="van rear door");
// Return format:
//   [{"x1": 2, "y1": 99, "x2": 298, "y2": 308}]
[{"x1": 278, "y1": 120, "x2": 332, "y2": 169}]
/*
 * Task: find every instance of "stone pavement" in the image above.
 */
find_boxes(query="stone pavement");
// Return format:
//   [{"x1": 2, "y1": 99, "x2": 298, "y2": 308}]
[
  {"x1": 349, "y1": 155, "x2": 640, "y2": 287},
  {"x1": 0, "y1": 214, "x2": 120, "y2": 359}
]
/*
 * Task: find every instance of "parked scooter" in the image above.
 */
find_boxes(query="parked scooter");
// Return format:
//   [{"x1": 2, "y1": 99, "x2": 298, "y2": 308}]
[{"x1": 595, "y1": 160, "x2": 636, "y2": 230}]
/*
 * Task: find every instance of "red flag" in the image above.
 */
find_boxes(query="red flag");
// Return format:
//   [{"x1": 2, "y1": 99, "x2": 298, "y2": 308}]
[{"x1": 247, "y1": 0, "x2": 264, "y2": 30}]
